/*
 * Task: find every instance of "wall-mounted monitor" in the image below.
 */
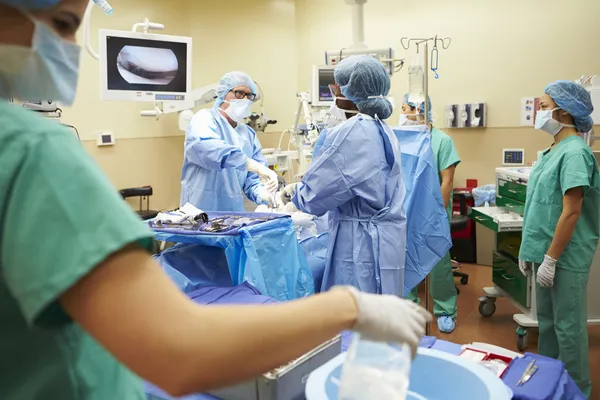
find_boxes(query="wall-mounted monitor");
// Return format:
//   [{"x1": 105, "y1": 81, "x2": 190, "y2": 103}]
[
  {"x1": 311, "y1": 65, "x2": 336, "y2": 107},
  {"x1": 99, "y1": 29, "x2": 192, "y2": 102}
]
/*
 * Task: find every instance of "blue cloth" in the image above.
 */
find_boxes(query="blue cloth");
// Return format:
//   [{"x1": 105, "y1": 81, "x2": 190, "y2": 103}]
[
  {"x1": 313, "y1": 128, "x2": 328, "y2": 160},
  {"x1": 180, "y1": 108, "x2": 267, "y2": 212},
  {"x1": 334, "y1": 55, "x2": 393, "y2": 120},
  {"x1": 502, "y1": 352, "x2": 586, "y2": 400},
  {"x1": 545, "y1": 80, "x2": 594, "y2": 133},
  {"x1": 298, "y1": 233, "x2": 330, "y2": 291},
  {"x1": 215, "y1": 71, "x2": 258, "y2": 107},
  {"x1": 151, "y1": 212, "x2": 314, "y2": 301},
  {"x1": 293, "y1": 115, "x2": 407, "y2": 296},
  {"x1": 393, "y1": 125, "x2": 452, "y2": 292},
  {"x1": 403, "y1": 93, "x2": 433, "y2": 122}
]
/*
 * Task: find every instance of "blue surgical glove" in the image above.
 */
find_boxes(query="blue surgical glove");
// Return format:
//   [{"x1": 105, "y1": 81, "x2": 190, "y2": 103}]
[
  {"x1": 536, "y1": 255, "x2": 557, "y2": 288},
  {"x1": 518, "y1": 259, "x2": 532, "y2": 277}
]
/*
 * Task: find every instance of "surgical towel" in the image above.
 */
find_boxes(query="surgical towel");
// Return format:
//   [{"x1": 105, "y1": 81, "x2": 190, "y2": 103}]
[
  {"x1": 187, "y1": 283, "x2": 277, "y2": 305},
  {"x1": 299, "y1": 233, "x2": 330, "y2": 291},
  {"x1": 502, "y1": 353, "x2": 567, "y2": 400},
  {"x1": 393, "y1": 125, "x2": 452, "y2": 291},
  {"x1": 419, "y1": 336, "x2": 437, "y2": 349}
]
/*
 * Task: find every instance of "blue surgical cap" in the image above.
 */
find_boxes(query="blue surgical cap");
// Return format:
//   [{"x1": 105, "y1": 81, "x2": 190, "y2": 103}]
[
  {"x1": 403, "y1": 94, "x2": 432, "y2": 123},
  {"x1": 545, "y1": 80, "x2": 594, "y2": 133},
  {"x1": 215, "y1": 71, "x2": 258, "y2": 107},
  {"x1": 334, "y1": 55, "x2": 393, "y2": 120},
  {"x1": 0, "y1": 0, "x2": 60, "y2": 9}
]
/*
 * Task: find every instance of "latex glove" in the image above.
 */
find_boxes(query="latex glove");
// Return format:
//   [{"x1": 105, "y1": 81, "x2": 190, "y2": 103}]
[
  {"x1": 536, "y1": 255, "x2": 557, "y2": 288},
  {"x1": 518, "y1": 259, "x2": 532, "y2": 277},
  {"x1": 342, "y1": 286, "x2": 432, "y2": 358},
  {"x1": 247, "y1": 158, "x2": 278, "y2": 193},
  {"x1": 280, "y1": 183, "x2": 299, "y2": 205},
  {"x1": 256, "y1": 187, "x2": 275, "y2": 207}
]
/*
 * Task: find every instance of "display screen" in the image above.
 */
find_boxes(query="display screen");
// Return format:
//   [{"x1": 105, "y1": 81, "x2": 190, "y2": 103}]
[
  {"x1": 504, "y1": 150, "x2": 523, "y2": 164},
  {"x1": 105, "y1": 35, "x2": 188, "y2": 93},
  {"x1": 318, "y1": 69, "x2": 335, "y2": 102}
]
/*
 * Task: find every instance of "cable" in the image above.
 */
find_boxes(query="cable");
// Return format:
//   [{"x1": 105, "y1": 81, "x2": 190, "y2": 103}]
[{"x1": 61, "y1": 123, "x2": 80, "y2": 140}]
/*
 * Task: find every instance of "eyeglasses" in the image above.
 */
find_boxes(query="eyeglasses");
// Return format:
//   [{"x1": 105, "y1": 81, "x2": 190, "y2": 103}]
[{"x1": 231, "y1": 90, "x2": 257, "y2": 101}]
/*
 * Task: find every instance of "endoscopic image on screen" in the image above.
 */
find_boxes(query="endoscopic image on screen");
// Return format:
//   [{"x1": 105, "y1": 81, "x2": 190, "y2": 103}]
[{"x1": 116, "y1": 46, "x2": 179, "y2": 85}]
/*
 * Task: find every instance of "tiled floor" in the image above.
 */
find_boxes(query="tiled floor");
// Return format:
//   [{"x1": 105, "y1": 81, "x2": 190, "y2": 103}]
[{"x1": 417, "y1": 263, "x2": 600, "y2": 400}]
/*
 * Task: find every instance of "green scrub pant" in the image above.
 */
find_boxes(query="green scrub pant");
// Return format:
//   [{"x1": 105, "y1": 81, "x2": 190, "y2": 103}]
[
  {"x1": 536, "y1": 266, "x2": 590, "y2": 398},
  {"x1": 407, "y1": 253, "x2": 457, "y2": 318}
]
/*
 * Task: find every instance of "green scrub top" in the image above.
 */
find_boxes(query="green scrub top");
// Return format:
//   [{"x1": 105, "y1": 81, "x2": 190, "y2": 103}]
[
  {"x1": 0, "y1": 101, "x2": 154, "y2": 399},
  {"x1": 519, "y1": 135, "x2": 600, "y2": 272},
  {"x1": 430, "y1": 127, "x2": 461, "y2": 217}
]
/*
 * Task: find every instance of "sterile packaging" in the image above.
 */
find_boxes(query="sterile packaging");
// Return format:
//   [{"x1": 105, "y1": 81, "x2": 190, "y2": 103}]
[
  {"x1": 339, "y1": 334, "x2": 411, "y2": 400},
  {"x1": 459, "y1": 347, "x2": 513, "y2": 378}
]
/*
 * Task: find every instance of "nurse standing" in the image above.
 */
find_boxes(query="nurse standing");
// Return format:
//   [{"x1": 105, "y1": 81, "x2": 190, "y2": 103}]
[{"x1": 518, "y1": 80, "x2": 599, "y2": 397}]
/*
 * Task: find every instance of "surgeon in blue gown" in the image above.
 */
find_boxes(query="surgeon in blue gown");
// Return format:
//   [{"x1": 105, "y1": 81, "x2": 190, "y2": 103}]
[
  {"x1": 282, "y1": 55, "x2": 407, "y2": 296},
  {"x1": 180, "y1": 71, "x2": 278, "y2": 211}
]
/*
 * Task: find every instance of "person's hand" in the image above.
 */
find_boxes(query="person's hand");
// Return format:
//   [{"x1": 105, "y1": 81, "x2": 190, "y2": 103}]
[
  {"x1": 246, "y1": 159, "x2": 278, "y2": 193},
  {"x1": 256, "y1": 187, "x2": 275, "y2": 207},
  {"x1": 518, "y1": 259, "x2": 532, "y2": 277},
  {"x1": 280, "y1": 183, "x2": 299, "y2": 205},
  {"x1": 340, "y1": 286, "x2": 432, "y2": 358},
  {"x1": 537, "y1": 255, "x2": 557, "y2": 288}
]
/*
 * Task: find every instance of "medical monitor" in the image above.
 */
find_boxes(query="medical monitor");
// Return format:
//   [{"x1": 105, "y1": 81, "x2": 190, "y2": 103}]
[
  {"x1": 311, "y1": 65, "x2": 336, "y2": 107},
  {"x1": 99, "y1": 29, "x2": 192, "y2": 102}
]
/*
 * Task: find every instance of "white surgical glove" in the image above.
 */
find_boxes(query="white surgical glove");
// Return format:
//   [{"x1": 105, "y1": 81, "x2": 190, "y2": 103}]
[
  {"x1": 256, "y1": 187, "x2": 275, "y2": 207},
  {"x1": 247, "y1": 158, "x2": 278, "y2": 193},
  {"x1": 536, "y1": 255, "x2": 557, "y2": 288},
  {"x1": 280, "y1": 183, "x2": 299, "y2": 205},
  {"x1": 518, "y1": 259, "x2": 532, "y2": 277},
  {"x1": 342, "y1": 286, "x2": 432, "y2": 358}
]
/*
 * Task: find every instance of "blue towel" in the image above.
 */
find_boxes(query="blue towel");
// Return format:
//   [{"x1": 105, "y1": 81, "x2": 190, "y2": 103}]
[
  {"x1": 418, "y1": 336, "x2": 437, "y2": 348},
  {"x1": 502, "y1": 353, "x2": 564, "y2": 400}
]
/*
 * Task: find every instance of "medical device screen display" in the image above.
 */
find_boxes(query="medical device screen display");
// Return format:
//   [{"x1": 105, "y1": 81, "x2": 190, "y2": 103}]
[
  {"x1": 105, "y1": 36, "x2": 188, "y2": 93},
  {"x1": 318, "y1": 69, "x2": 335, "y2": 102},
  {"x1": 504, "y1": 150, "x2": 524, "y2": 165}
]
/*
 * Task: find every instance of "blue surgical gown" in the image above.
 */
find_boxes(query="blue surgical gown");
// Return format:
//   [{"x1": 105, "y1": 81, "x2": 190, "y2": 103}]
[
  {"x1": 293, "y1": 115, "x2": 407, "y2": 296},
  {"x1": 180, "y1": 108, "x2": 266, "y2": 211}
]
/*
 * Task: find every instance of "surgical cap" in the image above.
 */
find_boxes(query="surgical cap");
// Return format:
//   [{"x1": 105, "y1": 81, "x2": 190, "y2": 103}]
[
  {"x1": 334, "y1": 55, "x2": 393, "y2": 120},
  {"x1": 0, "y1": 0, "x2": 60, "y2": 9},
  {"x1": 215, "y1": 71, "x2": 258, "y2": 107},
  {"x1": 403, "y1": 94, "x2": 432, "y2": 122},
  {"x1": 545, "y1": 80, "x2": 594, "y2": 133}
]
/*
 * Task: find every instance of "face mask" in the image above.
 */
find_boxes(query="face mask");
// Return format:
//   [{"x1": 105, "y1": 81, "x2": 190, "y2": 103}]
[
  {"x1": 328, "y1": 97, "x2": 358, "y2": 124},
  {"x1": 535, "y1": 108, "x2": 574, "y2": 136},
  {"x1": 399, "y1": 114, "x2": 419, "y2": 126},
  {"x1": 0, "y1": 12, "x2": 81, "y2": 106},
  {"x1": 223, "y1": 99, "x2": 253, "y2": 123}
]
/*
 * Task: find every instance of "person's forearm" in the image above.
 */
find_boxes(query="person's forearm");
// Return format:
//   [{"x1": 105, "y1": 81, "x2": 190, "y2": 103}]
[
  {"x1": 440, "y1": 181, "x2": 452, "y2": 209},
  {"x1": 176, "y1": 288, "x2": 357, "y2": 395},
  {"x1": 546, "y1": 210, "x2": 581, "y2": 260}
]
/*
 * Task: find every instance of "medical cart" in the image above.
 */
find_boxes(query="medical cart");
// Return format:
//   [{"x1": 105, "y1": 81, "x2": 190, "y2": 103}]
[{"x1": 470, "y1": 167, "x2": 600, "y2": 351}]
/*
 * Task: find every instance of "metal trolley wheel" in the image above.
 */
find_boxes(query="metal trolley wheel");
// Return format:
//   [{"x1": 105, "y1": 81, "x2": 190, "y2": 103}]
[{"x1": 478, "y1": 296, "x2": 497, "y2": 318}]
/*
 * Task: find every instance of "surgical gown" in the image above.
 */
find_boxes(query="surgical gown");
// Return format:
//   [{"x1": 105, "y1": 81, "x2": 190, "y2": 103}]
[
  {"x1": 519, "y1": 135, "x2": 600, "y2": 397},
  {"x1": 180, "y1": 108, "x2": 267, "y2": 211},
  {"x1": 293, "y1": 114, "x2": 407, "y2": 296}
]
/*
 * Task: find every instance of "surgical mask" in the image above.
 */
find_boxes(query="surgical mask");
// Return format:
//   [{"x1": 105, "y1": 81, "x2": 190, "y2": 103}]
[
  {"x1": 328, "y1": 98, "x2": 358, "y2": 123},
  {"x1": 0, "y1": 11, "x2": 81, "y2": 106},
  {"x1": 223, "y1": 99, "x2": 253, "y2": 123},
  {"x1": 535, "y1": 108, "x2": 574, "y2": 136},
  {"x1": 399, "y1": 114, "x2": 419, "y2": 126}
]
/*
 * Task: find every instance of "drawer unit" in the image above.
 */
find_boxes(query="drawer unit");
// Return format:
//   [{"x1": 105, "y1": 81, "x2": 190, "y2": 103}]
[
  {"x1": 497, "y1": 179, "x2": 527, "y2": 203},
  {"x1": 492, "y1": 251, "x2": 529, "y2": 309},
  {"x1": 497, "y1": 232, "x2": 521, "y2": 262},
  {"x1": 496, "y1": 196, "x2": 525, "y2": 216}
]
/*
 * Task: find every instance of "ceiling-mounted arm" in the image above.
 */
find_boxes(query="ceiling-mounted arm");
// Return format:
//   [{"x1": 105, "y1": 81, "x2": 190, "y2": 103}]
[{"x1": 345, "y1": 0, "x2": 368, "y2": 49}]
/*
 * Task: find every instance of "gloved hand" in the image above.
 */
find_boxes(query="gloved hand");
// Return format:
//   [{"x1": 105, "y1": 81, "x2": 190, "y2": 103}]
[
  {"x1": 341, "y1": 286, "x2": 432, "y2": 358},
  {"x1": 518, "y1": 259, "x2": 532, "y2": 277},
  {"x1": 537, "y1": 255, "x2": 557, "y2": 288},
  {"x1": 256, "y1": 187, "x2": 275, "y2": 207},
  {"x1": 247, "y1": 159, "x2": 278, "y2": 193},
  {"x1": 280, "y1": 183, "x2": 299, "y2": 205}
]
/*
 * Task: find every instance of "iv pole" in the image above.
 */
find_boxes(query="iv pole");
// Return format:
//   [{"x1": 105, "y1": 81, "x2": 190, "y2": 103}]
[{"x1": 401, "y1": 35, "x2": 451, "y2": 336}]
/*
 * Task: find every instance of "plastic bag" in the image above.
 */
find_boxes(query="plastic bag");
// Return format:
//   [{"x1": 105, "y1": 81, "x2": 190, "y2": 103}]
[{"x1": 472, "y1": 184, "x2": 496, "y2": 207}]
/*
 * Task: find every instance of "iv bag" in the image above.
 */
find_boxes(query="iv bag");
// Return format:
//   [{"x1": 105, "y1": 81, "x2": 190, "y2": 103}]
[{"x1": 408, "y1": 53, "x2": 426, "y2": 105}]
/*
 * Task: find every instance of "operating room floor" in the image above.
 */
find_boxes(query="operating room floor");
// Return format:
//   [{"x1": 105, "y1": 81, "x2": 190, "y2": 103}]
[{"x1": 415, "y1": 263, "x2": 600, "y2": 400}]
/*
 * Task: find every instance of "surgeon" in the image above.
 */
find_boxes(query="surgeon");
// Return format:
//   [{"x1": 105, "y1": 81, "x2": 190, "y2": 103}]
[
  {"x1": 180, "y1": 71, "x2": 278, "y2": 211},
  {"x1": 518, "y1": 81, "x2": 599, "y2": 397},
  {"x1": 282, "y1": 55, "x2": 407, "y2": 297},
  {"x1": 0, "y1": 1, "x2": 432, "y2": 398},
  {"x1": 399, "y1": 94, "x2": 460, "y2": 333}
]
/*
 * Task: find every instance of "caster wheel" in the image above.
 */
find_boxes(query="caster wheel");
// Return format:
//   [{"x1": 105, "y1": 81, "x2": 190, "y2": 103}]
[
  {"x1": 478, "y1": 300, "x2": 496, "y2": 317},
  {"x1": 517, "y1": 334, "x2": 528, "y2": 352},
  {"x1": 460, "y1": 276, "x2": 469, "y2": 285}
]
